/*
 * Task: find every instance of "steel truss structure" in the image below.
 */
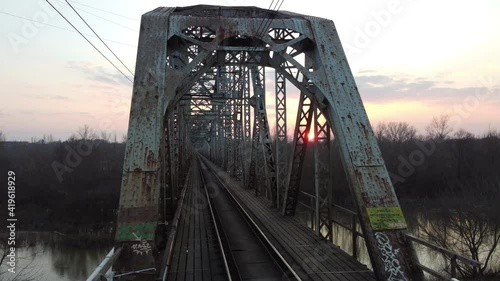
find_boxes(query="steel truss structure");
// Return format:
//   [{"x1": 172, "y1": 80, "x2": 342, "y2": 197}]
[{"x1": 115, "y1": 5, "x2": 424, "y2": 281}]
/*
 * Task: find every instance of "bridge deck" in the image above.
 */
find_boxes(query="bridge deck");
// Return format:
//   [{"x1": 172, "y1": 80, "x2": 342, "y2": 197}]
[
  {"x1": 166, "y1": 160, "x2": 226, "y2": 281},
  {"x1": 203, "y1": 157, "x2": 376, "y2": 281}
]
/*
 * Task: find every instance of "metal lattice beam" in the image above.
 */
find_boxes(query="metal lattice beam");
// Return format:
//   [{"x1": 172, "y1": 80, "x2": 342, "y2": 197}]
[
  {"x1": 275, "y1": 68, "x2": 287, "y2": 209},
  {"x1": 313, "y1": 107, "x2": 333, "y2": 241},
  {"x1": 282, "y1": 92, "x2": 314, "y2": 215}
]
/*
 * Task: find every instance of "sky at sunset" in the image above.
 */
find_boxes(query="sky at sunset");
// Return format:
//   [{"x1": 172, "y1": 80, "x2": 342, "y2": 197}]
[{"x1": 1, "y1": 0, "x2": 499, "y2": 141}]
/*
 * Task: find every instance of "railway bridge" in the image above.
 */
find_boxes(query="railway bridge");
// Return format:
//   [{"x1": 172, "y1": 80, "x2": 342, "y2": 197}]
[{"x1": 86, "y1": 5, "x2": 481, "y2": 281}]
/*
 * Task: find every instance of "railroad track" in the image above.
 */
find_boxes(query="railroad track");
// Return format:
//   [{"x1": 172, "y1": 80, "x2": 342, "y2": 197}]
[{"x1": 196, "y1": 155, "x2": 300, "y2": 281}]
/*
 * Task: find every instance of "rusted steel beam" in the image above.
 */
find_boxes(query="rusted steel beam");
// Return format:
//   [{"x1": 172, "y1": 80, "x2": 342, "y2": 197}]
[
  {"x1": 282, "y1": 92, "x2": 314, "y2": 215},
  {"x1": 275, "y1": 67, "x2": 288, "y2": 209},
  {"x1": 313, "y1": 106, "x2": 333, "y2": 241},
  {"x1": 306, "y1": 17, "x2": 424, "y2": 281},
  {"x1": 114, "y1": 7, "x2": 175, "y2": 277}
]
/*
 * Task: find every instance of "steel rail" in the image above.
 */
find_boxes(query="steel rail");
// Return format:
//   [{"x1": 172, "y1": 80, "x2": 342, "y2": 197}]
[
  {"x1": 199, "y1": 155, "x2": 302, "y2": 281},
  {"x1": 198, "y1": 158, "x2": 234, "y2": 281}
]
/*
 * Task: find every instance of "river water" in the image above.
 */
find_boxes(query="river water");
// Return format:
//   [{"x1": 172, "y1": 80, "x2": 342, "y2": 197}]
[
  {"x1": 1, "y1": 214, "x2": 498, "y2": 281},
  {"x1": 0, "y1": 232, "x2": 110, "y2": 281}
]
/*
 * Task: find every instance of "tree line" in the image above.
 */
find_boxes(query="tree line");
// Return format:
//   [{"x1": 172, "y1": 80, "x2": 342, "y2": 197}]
[
  {"x1": 374, "y1": 115, "x2": 500, "y2": 200},
  {"x1": 0, "y1": 117, "x2": 499, "y2": 233},
  {"x1": 0, "y1": 126, "x2": 126, "y2": 233}
]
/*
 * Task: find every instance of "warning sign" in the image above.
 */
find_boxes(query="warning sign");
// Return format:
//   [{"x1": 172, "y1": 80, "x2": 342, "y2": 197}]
[{"x1": 367, "y1": 207, "x2": 407, "y2": 230}]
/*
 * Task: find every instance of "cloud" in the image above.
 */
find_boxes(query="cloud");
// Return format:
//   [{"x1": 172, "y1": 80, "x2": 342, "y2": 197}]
[
  {"x1": 355, "y1": 71, "x2": 500, "y2": 107},
  {"x1": 66, "y1": 61, "x2": 132, "y2": 87},
  {"x1": 16, "y1": 110, "x2": 91, "y2": 117},
  {"x1": 357, "y1": 69, "x2": 376, "y2": 74},
  {"x1": 29, "y1": 94, "x2": 71, "y2": 100}
]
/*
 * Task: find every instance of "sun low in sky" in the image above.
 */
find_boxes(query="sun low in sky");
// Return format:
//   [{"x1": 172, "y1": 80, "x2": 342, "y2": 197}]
[
  {"x1": 0, "y1": 0, "x2": 499, "y2": 141},
  {"x1": 308, "y1": 130, "x2": 315, "y2": 141}
]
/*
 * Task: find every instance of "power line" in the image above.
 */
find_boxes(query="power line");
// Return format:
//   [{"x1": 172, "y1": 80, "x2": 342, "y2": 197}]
[
  {"x1": 225, "y1": 0, "x2": 286, "y2": 94},
  {"x1": 64, "y1": 0, "x2": 134, "y2": 76},
  {"x1": 255, "y1": 0, "x2": 275, "y2": 39},
  {"x1": 261, "y1": 0, "x2": 285, "y2": 38},
  {"x1": 71, "y1": 6, "x2": 138, "y2": 32},
  {"x1": 68, "y1": 0, "x2": 139, "y2": 22},
  {"x1": 0, "y1": 10, "x2": 136, "y2": 48},
  {"x1": 55, "y1": 0, "x2": 138, "y2": 32},
  {"x1": 44, "y1": 0, "x2": 133, "y2": 84}
]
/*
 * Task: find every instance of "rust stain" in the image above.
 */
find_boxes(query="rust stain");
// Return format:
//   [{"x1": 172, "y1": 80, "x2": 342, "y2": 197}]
[
  {"x1": 146, "y1": 150, "x2": 156, "y2": 169},
  {"x1": 142, "y1": 175, "x2": 152, "y2": 203}
]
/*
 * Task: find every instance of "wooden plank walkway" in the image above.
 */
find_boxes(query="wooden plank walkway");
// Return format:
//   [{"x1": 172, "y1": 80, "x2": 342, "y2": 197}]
[
  {"x1": 166, "y1": 159, "x2": 226, "y2": 281},
  {"x1": 202, "y1": 156, "x2": 376, "y2": 281}
]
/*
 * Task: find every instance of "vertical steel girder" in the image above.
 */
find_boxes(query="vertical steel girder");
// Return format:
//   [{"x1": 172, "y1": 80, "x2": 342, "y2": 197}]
[
  {"x1": 210, "y1": 120, "x2": 215, "y2": 161},
  {"x1": 248, "y1": 108, "x2": 258, "y2": 188},
  {"x1": 243, "y1": 68, "x2": 251, "y2": 141},
  {"x1": 257, "y1": 67, "x2": 277, "y2": 203},
  {"x1": 117, "y1": 6, "x2": 422, "y2": 280},
  {"x1": 219, "y1": 67, "x2": 232, "y2": 172},
  {"x1": 217, "y1": 105, "x2": 225, "y2": 167},
  {"x1": 247, "y1": 66, "x2": 264, "y2": 195},
  {"x1": 282, "y1": 92, "x2": 314, "y2": 215},
  {"x1": 241, "y1": 67, "x2": 251, "y2": 186},
  {"x1": 313, "y1": 108, "x2": 333, "y2": 241},
  {"x1": 162, "y1": 118, "x2": 172, "y2": 224},
  {"x1": 275, "y1": 70, "x2": 287, "y2": 209},
  {"x1": 177, "y1": 105, "x2": 187, "y2": 189},
  {"x1": 228, "y1": 66, "x2": 236, "y2": 175},
  {"x1": 114, "y1": 8, "x2": 174, "y2": 274},
  {"x1": 233, "y1": 65, "x2": 245, "y2": 180},
  {"x1": 248, "y1": 66, "x2": 278, "y2": 206},
  {"x1": 253, "y1": 67, "x2": 266, "y2": 198},
  {"x1": 172, "y1": 107, "x2": 180, "y2": 199}
]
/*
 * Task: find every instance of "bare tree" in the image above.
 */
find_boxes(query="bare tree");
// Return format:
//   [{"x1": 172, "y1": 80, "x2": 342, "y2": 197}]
[
  {"x1": 484, "y1": 129, "x2": 500, "y2": 138},
  {"x1": 0, "y1": 239, "x2": 42, "y2": 281},
  {"x1": 0, "y1": 130, "x2": 5, "y2": 142},
  {"x1": 453, "y1": 129, "x2": 475, "y2": 180},
  {"x1": 454, "y1": 129, "x2": 475, "y2": 139},
  {"x1": 43, "y1": 134, "x2": 54, "y2": 143},
  {"x1": 99, "y1": 130, "x2": 111, "y2": 142},
  {"x1": 419, "y1": 189, "x2": 500, "y2": 278},
  {"x1": 375, "y1": 121, "x2": 417, "y2": 143},
  {"x1": 77, "y1": 125, "x2": 98, "y2": 140},
  {"x1": 68, "y1": 125, "x2": 98, "y2": 141},
  {"x1": 0, "y1": 239, "x2": 8, "y2": 271},
  {"x1": 426, "y1": 115, "x2": 453, "y2": 140},
  {"x1": 374, "y1": 122, "x2": 388, "y2": 142},
  {"x1": 31, "y1": 134, "x2": 55, "y2": 144}
]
